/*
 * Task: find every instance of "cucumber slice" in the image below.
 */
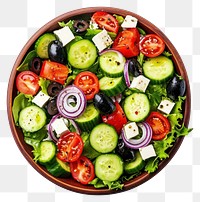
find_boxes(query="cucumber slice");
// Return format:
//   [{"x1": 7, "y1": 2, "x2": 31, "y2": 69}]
[
  {"x1": 19, "y1": 105, "x2": 46, "y2": 132},
  {"x1": 46, "y1": 157, "x2": 71, "y2": 177},
  {"x1": 143, "y1": 56, "x2": 174, "y2": 84},
  {"x1": 35, "y1": 33, "x2": 56, "y2": 59},
  {"x1": 124, "y1": 152, "x2": 145, "y2": 174},
  {"x1": 68, "y1": 39, "x2": 97, "y2": 69},
  {"x1": 38, "y1": 141, "x2": 56, "y2": 164},
  {"x1": 124, "y1": 93, "x2": 150, "y2": 122},
  {"x1": 95, "y1": 154, "x2": 123, "y2": 181},
  {"x1": 90, "y1": 123, "x2": 118, "y2": 153},
  {"x1": 99, "y1": 50, "x2": 126, "y2": 77},
  {"x1": 99, "y1": 76, "x2": 126, "y2": 97},
  {"x1": 75, "y1": 104, "x2": 101, "y2": 131}
]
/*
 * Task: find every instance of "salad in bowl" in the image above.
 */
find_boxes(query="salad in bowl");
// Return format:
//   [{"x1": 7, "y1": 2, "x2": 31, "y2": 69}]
[{"x1": 7, "y1": 7, "x2": 192, "y2": 194}]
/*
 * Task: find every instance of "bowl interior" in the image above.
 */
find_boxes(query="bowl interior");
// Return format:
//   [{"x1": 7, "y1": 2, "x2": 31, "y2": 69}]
[{"x1": 7, "y1": 7, "x2": 191, "y2": 195}]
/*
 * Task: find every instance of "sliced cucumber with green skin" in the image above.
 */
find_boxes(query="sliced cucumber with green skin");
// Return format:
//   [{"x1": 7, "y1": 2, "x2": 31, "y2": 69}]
[
  {"x1": 38, "y1": 141, "x2": 56, "y2": 164},
  {"x1": 99, "y1": 50, "x2": 126, "y2": 77},
  {"x1": 35, "y1": 33, "x2": 56, "y2": 59},
  {"x1": 99, "y1": 76, "x2": 126, "y2": 97},
  {"x1": 46, "y1": 157, "x2": 71, "y2": 177},
  {"x1": 19, "y1": 105, "x2": 46, "y2": 132},
  {"x1": 143, "y1": 56, "x2": 174, "y2": 84},
  {"x1": 124, "y1": 152, "x2": 145, "y2": 174},
  {"x1": 95, "y1": 154, "x2": 123, "y2": 182},
  {"x1": 124, "y1": 93, "x2": 150, "y2": 122},
  {"x1": 68, "y1": 39, "x2": 97, "y2": 69},
  {"x1": 90, "y1": 123, "x2": 118, "y2": 153},
  {"x1": 75, "y1": 104, "x2": 101, "y2": 131}
]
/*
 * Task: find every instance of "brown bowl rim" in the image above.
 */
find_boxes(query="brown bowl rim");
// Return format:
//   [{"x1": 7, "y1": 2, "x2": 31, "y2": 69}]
[{"x1": 7, "y1": 6, "x2": 191, "y2": 195}]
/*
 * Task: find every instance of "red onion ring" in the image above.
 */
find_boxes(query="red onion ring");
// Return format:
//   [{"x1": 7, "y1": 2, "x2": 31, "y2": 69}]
[{"x1": 124, "y1": 60, "x2": 131, "y2": 87}]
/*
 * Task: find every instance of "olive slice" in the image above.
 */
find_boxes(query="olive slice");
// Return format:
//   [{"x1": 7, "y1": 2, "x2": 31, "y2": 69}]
[
  {"x1": 47, "y1": 82, "x2": 63, "y2": 97},
  {"x1": 73, "y1": 20, "x2": 89, "y2": 33},
  {"x1": 128, "y1": 58, "x2": 142, "y2": 77},
  {"x1": 47, "y1": 98, "x2": 58, "y2": 116},
  {"x1": 29, "y1": 57, "x2": 42, "y2": 75}
]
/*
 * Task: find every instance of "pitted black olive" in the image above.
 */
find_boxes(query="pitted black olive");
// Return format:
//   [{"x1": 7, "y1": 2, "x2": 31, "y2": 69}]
[
  {"x1": 93, "y1": 93, "x2": 116, "y2": 115},
  {"x1": 29, "y1": 57, "x2": 42, "y2": 75},
  {"x1": 128, "y1": 58, "x2": 142, "y2": 77},
  {"x1": 115, "y1": 139, "x2": 136, "y2": 161},
  {"x1": 47, "y1": 82, "x2": 63, "y2": 97},
  {"x1": 47, "y1": 98, "x2": 58, "y2": 116},
  {"x1": 166, "y1": 76, "x2": 186, "y2": 101},
  {"x1": 73, "y1": 20, "x2": 89, "y2": 33},
  {"x1": 48, "y1": 40, "x2": 66, "y2": 64}
]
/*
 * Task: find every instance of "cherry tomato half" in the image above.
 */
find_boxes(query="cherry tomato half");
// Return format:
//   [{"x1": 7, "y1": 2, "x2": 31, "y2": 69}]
[
  {"x1": 112, "y1": 28, "x2": 140, "y2": 58},
  {"x1": 146, "y1": 111, "x2": 171, "y2": 140},
  {"x1": 139, "y1": 34, "x2": 165, "y2": 57},
  {"x1": 102, "y1": 102, "x2": 127, "y2": 134},
  {"x1": 91, "y1": 11, "x2": 119, "y2": 34},
  {"x1": 57, "y1": 132, "x2": 84, "y2": 162},
  {"x1": 16, "y1": 70, "x2": 40, "y2": 96},
  {"x1": 70, "y1": 156, "x2": 95, "y2": 185},
  {"x1": 74, "y1": 71, "x2": 99, "y2": 100},
  {"x1": 40, "y1": 60, "x2": 69, "y2": 85}
]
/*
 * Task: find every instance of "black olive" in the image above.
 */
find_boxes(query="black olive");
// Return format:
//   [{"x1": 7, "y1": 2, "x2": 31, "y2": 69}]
[
  {"x1": 48, "y1": 40, "x2": 66, "y2": 64},
  {"x1": 47, "y1": 82, "x2": 63, "y2": 97},
  {"x1": 73, "y1": 20, "x2": 89, "y2": 33},
  {"x1": 47, "y1": 98, "x2": 58, "y2": 116},
  {"x1": 166, "y1": 76, "x2": 186, "y2": 101},
  {"x1": 93, "y1": 93, "x2": 116, "y2": 115},
  {"x1": 115, "y1": 139, "x2": 136, "y2": 161},
  {"x1": 29, "y1": 57, "x2": 42, "y2": 75},
  {"x1": 128, "y1": 58, "x2": 142, "y2": 77}
]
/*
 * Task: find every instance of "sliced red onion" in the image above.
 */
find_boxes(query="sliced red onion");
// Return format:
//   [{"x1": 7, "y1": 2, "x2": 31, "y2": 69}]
[
  {"x1": 111, "y1": 94, "x2": 122, "y2": 103},
  {"x1": 48, "y1": 114, "x2": 81, "y2": 142},
  {"x1": 121, "y1": 122, "x2": 152, "y2": 149},
  {"x1": 57, "y1": 85, "x2": 86, "y2": 119},
  {"x1": 124, "y1": 60, "x2": 131, "y2": 87}
]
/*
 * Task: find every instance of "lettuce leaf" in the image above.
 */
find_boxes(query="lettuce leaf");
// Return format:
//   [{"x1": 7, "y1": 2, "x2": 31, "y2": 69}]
[{"x1": 38, "y1": 77, "x2": 51, "y2": 95}]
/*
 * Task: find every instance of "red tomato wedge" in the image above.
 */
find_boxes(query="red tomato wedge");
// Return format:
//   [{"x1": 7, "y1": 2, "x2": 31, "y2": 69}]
[
  {"x1": 74, "y1": 71, "x2": 99, "y2": 100},
  {"x1": 70, "y1": 156, "x2": 95, "y2": 185},
  {"x1": 57, "y1": 132, "x2": 84, "y2": 162},
  {"x1": 146, "y1": 111, "x2": 171, "y2": 140},
  {"x1": 139, "y1": 34, "x2": 165, "y2": 57},
  {"x1": 102, "y1": 102, "x2": 127, "y2": 134},
  {"x1": 16, "y1": 70, "x2": 40, "y2": 96},
  {"x1": 112, "y1": 28, "x2": 140, "y2": 58},
  {"x1": 40, "y1": 60, "x2": 69, "y2": 85},
  {"x1": 91, "y1": 11, "x2": 119, "y2": 34}
]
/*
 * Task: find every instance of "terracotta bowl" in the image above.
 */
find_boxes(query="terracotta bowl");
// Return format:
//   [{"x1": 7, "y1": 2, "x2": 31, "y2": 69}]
[{"x1": 7, "y1": 7, "x2": 191, "y2": 194}]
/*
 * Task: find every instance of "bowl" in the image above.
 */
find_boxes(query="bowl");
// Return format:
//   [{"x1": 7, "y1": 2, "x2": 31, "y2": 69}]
[{"x1": 7, "y1": 7, "x2": 191, "y2": 194}]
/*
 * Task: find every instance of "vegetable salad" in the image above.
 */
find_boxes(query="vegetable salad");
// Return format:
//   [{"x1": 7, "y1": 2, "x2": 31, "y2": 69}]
[{"x1": 12, "y1": 11, "x2": 192, "y2": 190}]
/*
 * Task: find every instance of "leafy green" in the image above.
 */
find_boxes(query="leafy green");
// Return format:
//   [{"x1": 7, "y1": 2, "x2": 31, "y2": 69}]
[
  {"x1": 137, "y1": 27, "x2": 146, "y2": 36},
  {"x1": 58, "y1": 20, "x2": 75, "y2": 32},
  {"x1": 145, "y1": 157, "x2": 159, "y2": 173},
  {"x1": 137, "y1": 52, "x2": 145, "y2": 66},
  {"x1": 38, "y1": 77, "x2": 51, "y2": 95},
  {"x1": 12, "y1": 93, "x2": 32, "y2": 124},
  {"x1": 113, "y1": 14, "x2": 124, "y2": 25},
  {"x1": 84, "y1": 29, "x2": 117, "y2": 40},
  {"x1": 162, "y1": 51, "x2": 172, "y2": 57}
]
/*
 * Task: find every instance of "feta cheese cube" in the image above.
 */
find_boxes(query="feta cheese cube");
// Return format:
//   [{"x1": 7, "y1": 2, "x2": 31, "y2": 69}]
[
  {"x1": 129, "y1": 75, "x2": 150, "y2": 92},
  {"x1": 158, "y1": 99, "x2": 175, "y2": 114},
  {"x1": 51, "y1": 118, "x2": 69, "y2": 137},
  {"x1": 32, "y1": 91, "x2": 50, "y2": 108},
  {"x1": 121, "y1": 15, "x2": 138, "y2": 28},
  {"x1": 139, "y1": 144, "x2": 156, "y2": 160},
  {"x1": 53, "y1": 26, "x2": 75, "y2": 46},
  {"x1": 92, "y1": 29, "x2": 113, "y2": 52},
  {"x1": 124, "y1": 122, "x2": 139, "y2": 139}
]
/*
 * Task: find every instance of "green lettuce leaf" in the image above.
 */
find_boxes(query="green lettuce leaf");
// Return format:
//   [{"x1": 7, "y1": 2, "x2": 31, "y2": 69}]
[
  {"x1": 38, "y1": 77, "x2": 51, "y2": 95},
  {"x1": 145, "y1": 157, "x2": 159, "y2": 173}
]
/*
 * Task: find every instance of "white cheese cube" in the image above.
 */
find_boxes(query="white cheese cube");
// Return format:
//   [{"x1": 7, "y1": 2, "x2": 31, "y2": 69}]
[
  {"x1": 158, "y1": 99, "x2": 175, "y2": 114},
  {"x1": 121, "y1": 15, "x2": 138, "y2": 28},
  {"x1": 51, "y1": 118, "x2": 69, "y2": 137},
  {"x1": 129, "y1": 75, "x2": 150, "y2": 92},
  {"x1": 139, "y1": 144, "x2": 156, "y2": 160},
  {"x1": 53, "y1": 26, "x2": 75, "y2": 46},
  {"x1": 124, "y1": 122, "x2": 139, "y2": 139},
  {"x1": 32, "y1": 91, "x2": 50, "y2": 108},
  {"x1": 92, "y1": 29, "x2": 113, "y2": 52}
]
